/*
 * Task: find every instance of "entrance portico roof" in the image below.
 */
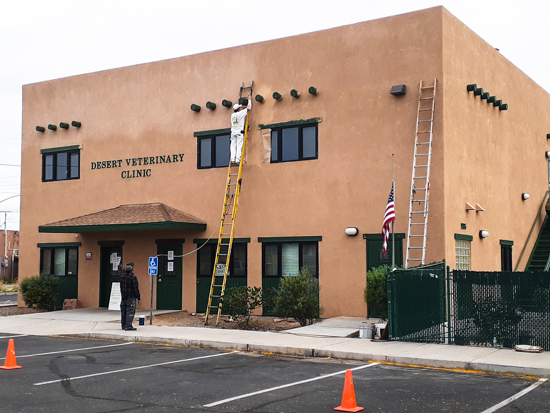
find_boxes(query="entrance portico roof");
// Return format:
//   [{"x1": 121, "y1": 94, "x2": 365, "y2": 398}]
[{"x1": 38, "y1": 203, "x2": 207, "y2": 233}]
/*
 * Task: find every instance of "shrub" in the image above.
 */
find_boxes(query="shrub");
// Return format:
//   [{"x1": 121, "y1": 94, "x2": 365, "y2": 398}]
[
  {"x1": 221, "y1": 286, "x2": 262, "y2": 326},
  {"x1": 274, "y1": 269, "x2": 320, "y2": 326},
  {"x1": 20, "y1": 274, "x2": 59, "y2": 311},
  {"x1": 364, "y1": 266, "x2": 389, "y2": 319}
]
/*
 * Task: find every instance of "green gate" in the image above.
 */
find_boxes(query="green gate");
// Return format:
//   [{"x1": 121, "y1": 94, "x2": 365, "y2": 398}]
[{"x1": 387, "y1": 261, "x2": 448, "y2": 343}]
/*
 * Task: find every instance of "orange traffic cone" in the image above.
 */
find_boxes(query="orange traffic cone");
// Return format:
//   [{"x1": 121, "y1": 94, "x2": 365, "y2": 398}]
[
  {"x1": 0, "y1": 339, "x2": 22, "y2": 370},
  {"x1": 334, "y1": 369, "x2": 363, "y2": 412}
]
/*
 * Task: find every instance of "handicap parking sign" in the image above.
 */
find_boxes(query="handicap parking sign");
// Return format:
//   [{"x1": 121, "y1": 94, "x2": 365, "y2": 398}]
[{"x1": 148, "y1": 257, "x2": 158, "y2": 275}]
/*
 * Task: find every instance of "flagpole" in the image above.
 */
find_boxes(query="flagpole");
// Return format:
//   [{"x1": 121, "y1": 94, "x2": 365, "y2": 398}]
[{"x1": 392, "y1": 154, "x2": 395, "y2": 269}]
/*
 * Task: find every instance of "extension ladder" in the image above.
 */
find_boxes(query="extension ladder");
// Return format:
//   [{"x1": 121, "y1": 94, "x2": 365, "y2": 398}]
[
  {"x1": 405, "y1": 79, "x2": 437, "y2": 269},
  {"x1": 205, "y1": 81, "x2": 253, "y2": 325}
]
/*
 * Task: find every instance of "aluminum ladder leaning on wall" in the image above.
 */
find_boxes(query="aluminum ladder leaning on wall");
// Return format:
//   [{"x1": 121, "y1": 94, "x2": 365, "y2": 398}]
[{"x1": 405, "y1": 79, "x2": 437, "y2": 269}]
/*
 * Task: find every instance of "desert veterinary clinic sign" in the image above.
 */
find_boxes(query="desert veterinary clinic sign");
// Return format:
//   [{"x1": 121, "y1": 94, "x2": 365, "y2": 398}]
[{"x1": 90, "y1": 153, "x2": 185, "y2": 179}]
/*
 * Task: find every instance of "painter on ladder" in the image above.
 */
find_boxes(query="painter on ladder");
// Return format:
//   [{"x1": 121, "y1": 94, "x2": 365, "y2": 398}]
[
  {"x1": 230, "y1": 94, "x2": 252, "y2": 164},
  {"x1": 120, "y1": 262, "x2": 141, "y2": 331}
]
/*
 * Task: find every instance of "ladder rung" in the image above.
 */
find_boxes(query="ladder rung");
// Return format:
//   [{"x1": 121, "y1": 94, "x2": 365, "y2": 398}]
[
  {"x1": 413, "y1": 176, "x2": 427, "y2": 179},
  {"x1": 409, "y1": 235, "x2": 424, "y2": 237},
  {"x1": 421, "y1": 86, "x2": 435, "y2": 89},
  {"x1": 208, "y1": 305, "x2": 219, "y2": 309},
  {"x1": 409, "y1": 247, "x2": 424, "y2": 249},
  {"x1": 414, "y1": 165, "x2": 428, "y2": 168},
  {"x1": 418, "y1": 120, "x2": 432, "y2": 123},
  {"x1": 408, "y1": 258, "x2": 423, "y2": 261},
  {"x1": 210, "y1": 294, "x2": 221, "y2": 298},
  {"x1": 419, "y1": 109, "x2": 432, "y2": 111},
  {"x1": 420, "y1": 97, "x2": 434, "y2": 100},
  {"x1": 417, "y1": 131, "x2": 431, "y2": 133},
  {"x1": 410, "y1": 211, "x2": 426, "y2": 214}
]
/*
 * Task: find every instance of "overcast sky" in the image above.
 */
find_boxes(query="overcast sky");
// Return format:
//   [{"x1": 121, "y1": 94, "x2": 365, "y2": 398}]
[{"x1": 1, "y1": 0, "x2": 549, "y2": 231}]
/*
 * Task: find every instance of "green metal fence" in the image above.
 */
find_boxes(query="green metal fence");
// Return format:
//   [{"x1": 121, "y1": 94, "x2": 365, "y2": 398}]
[
  {"x1": 387, "y1": 262, "x2": 448, "y2": 343},
  {"x1": 452, "y1": 271, "x2": 550, "y2": 350},
  {"x1": 388, "y1": 266, "x2": 550, "y2": 350}
]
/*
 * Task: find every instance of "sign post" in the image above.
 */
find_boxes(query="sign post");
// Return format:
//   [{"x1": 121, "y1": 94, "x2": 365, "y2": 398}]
[{"x1": 148, "y1": 257, "x2": 158, "y2": 326}]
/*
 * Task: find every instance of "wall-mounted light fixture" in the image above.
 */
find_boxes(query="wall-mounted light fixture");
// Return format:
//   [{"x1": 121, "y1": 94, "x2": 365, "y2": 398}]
[
  {"x1": 221, "y1": 99, "x2": 233, "y2": 108},
  {"x1": 272, "y1": 92, "x2": 282, "y2": 101},
  {"x1": 190, "y1": 104, "x2": 201, "y2": 112},
  {"x1": 308, "y1": 86, "x2": 318, "y2": 96},
  {"x1": 206, "y1": 101, "x2": 216, "y2": 110},
  {"x1": 345, "y1": 227, "x2": 359, "y2": 236},
  {"x1": 479, "y1": 230, "x2": 489, "y2": 239},
  {"x1": 59, "y1": 122, "x2": 69, "y2": 129},
  {"x1": 255, "y1": 94, "x2": 264, "y2": 103},
  {"x1": 545, "y1": 151, "x2": 550, "y2": 159},
  {"x1": 466, "y1": 84, "x2": 477, "y2": 92},
  {"x1": 522, "y1": 193, "x2": 530, "y2": 201},
  {"x1": 48, "y1": 124, "x2": 57, "y2": 131},
  {"x1": 71, "y1": 121, "x2": 81, "y2": 128},
  {"x1": 390, "y1": 84, "x2": 407, "y2": 95},
  {"x1": 36, "y1": 126, "x2": 45, "y2": 133},
  {"x1": 290, "y1": 89, "x2": 300, "y2": 98}
]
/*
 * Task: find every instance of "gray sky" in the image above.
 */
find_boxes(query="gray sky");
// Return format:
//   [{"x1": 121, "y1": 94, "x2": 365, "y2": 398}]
[{"x1": 1, "y1": 0, "x2": 548, "y2": 231}]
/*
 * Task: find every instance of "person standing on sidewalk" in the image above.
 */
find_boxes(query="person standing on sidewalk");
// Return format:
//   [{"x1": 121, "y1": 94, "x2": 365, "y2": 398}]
[{"x1": 120, "y1": 262, "x2": 141, "y2": 331}]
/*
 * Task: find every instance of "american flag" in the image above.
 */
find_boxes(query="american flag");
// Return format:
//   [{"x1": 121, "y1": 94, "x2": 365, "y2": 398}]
[{"x1": 382, "y1": 183, "x2": 395, "y2": 255}]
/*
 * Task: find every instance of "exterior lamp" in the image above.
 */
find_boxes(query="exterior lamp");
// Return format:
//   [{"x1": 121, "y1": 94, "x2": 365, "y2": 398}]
[
  {"x1": 345, "y1": 227, "x2": 359, "y2": 236},
  {"x1": 36, "y1": 126, "x2": 45, "y2": 132},
  {"x1": 206, "y1": 101, "x2": 216, "y2": 110},
  {"x1": 272, "y1": 92, "x2": 282, "y2": 101},
  {"x1": 71, "y1": 121, "x2": 81, "y2": 128},
  {"x1": 48, "y1": 124, "x2": 57, "y2": 131},
  {"x1": 522, "y1": 193, "x2": 530, "y2": 201},
  {"x1": 290, "y1": 89, "x2": 300, "y2": 98},
  {"x1": 547, "y1": 134, "x2": 550, "y2": 140},
  {"x1": 466, "y1": 84, "x2": 477, "y2": 92},
  {"x1": 546, "y1": 151, "x2": 550, "y2": 159},
  {"x1": 390, "y1": 84, "x2": 406, "y2": 95},
  {"x1": 59, "y1": 122, "x2": 69, "y2": 129},
  {"x1": 308, "y1": 86, "x2": 318, "y2": 95},
  {"x1": 221, "y1": 99, "x2": 233, "y2": 108},
  {"x1": 255, "y1": 94, "x2": 264, "y2": 103},
  {"x1": 479, "y1": 230, "x2": 489, "y2": 239},
  {"x1": 190, "y1": 104, "x2": 201, "y2": 112}
]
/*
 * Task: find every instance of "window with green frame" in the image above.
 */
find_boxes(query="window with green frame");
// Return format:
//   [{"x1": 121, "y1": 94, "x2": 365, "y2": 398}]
[
  {"x1": 40, "y1": 247, "x2": 78, "y2": 276},
  {"x1": 42, "y1": 148, "x2": 80, "y2": 182},
  {"x1": 197, "y1": 133, "x2": 230, "y2": 169},
  {"x1": 270, "y1": 123, "x2": 318, "y2": 163},
  {"x1": 197, "y1": 243, "x2": 247, "y2": 277},
  {"x1": 262, "y1": 241, "x2": 318, "y2": 277}
]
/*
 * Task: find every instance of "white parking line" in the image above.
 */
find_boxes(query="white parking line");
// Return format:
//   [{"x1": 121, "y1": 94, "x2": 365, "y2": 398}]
[
  {"x1": 34, "y1": 350, "x2": 239, "y2": 386},
  {"x1": 0, "y1": 334, "x2": 27, "y2": 340},
  {"x1": 4, "y1": 342, "x2": 134, "y2": 360},
  {"x1": 480, "y1": 378, "x2": 547, "y2": 413},
  {"x1": 204, "y1": 362, "x2": 381, "y2": 407}
]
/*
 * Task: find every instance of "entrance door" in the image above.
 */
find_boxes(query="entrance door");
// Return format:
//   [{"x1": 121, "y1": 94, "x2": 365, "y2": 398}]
[
  {"x1": 99, "y1": 244, "x2": 123, "y2": 307},
  {"x1": 156, "y1": 241, "x2": 183, "y2": 310},
  {"x1": 365, "y1": 233, "x2": 404, "y2": 271}
]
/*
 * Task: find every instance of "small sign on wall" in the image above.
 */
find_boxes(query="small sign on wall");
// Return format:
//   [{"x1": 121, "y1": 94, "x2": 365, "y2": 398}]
[{"x1": 85, "y1": 252, "x2": 92, "y2": 260}]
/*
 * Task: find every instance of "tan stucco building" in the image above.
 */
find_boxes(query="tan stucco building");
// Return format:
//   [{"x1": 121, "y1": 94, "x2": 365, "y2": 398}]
[{"x1": 19, "y1": 7, "x2": 550, "y2": 317}]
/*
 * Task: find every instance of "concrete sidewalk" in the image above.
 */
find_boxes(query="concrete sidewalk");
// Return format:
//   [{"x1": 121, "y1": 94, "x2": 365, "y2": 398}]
[{"x1": 0, "y1": 308, "x2": 548, "y2": 378}]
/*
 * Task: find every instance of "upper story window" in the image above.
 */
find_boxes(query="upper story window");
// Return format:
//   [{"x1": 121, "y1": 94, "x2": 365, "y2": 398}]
[
  {"x1": 41, "y1": 146, "x2": 80, "y2": 182},
  {"x1": 270, "y1": 123, "x2": 318, "y2": 163},
  {"x1": 195, "y1": 129, "x2": 230, "y2": 169}
]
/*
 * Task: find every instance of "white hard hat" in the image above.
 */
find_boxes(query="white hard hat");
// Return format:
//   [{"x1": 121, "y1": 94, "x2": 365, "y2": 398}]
[{"x1": 233, "y1": 103, "x2": 241, "y2": 110}]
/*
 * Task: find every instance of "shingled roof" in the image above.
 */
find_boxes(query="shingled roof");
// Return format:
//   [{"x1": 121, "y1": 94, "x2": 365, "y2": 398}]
[{"x1": 39, "y1": 203, "x2": 207, "y2": 233}]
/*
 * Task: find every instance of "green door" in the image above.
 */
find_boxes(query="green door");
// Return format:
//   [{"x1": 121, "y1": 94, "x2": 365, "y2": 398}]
[
  {"x1": 99, "y1": 244, "x2": 123, "y2": 307},
  {"x1": 156, "y1": 241, "x2": 183, "y2": 310},
  {"x1": 365, "y1": 233, "x2": 404, "y2": 271}
]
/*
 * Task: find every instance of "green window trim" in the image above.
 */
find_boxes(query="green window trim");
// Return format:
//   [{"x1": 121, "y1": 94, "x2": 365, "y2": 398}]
[
  {"x1": 40, "y1": 145, "x2": 80, "y2": 154},
  {"x1": 454, "y1": 234, "x2": 473, "y2": 241},
  {"x1": 98, "y1": 240, "x2": 125, "y2": 246},
  {"x1": 193, "y1": 238, "x2": 250, "y2": 244},
  {"x1": 363, "y1": 233, "x2": 405, "y2": 240},
  {"x1": 258, "y1": 236, "x2": 322, "y2": 242},
  {"x1": 37, "y1": 242, "x2": 81, "y2": 248},
  {"x1": 259, "y1": 117, "x2": 321, "y2": 130},
  {"x1": 156, "y1": 239, "x2": 185, "y2": 244},
  {"x1": 194, "y1": 128, "x2": 231, "y2": 137},
  {"x1": 500, "y1": 239, "x2": 514, "y2": 246}
]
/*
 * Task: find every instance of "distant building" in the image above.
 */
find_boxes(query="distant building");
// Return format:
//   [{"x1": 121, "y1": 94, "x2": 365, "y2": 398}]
[
  {"x1": 0, "y1": 230, "x2": 19, "y2": 280},
  {"x1": 19, "y1": 7, "x2": 550, "y2": 316}
]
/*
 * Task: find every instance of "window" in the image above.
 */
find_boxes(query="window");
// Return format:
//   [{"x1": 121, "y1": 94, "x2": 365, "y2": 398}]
[
  {"x1": 501, "y1": 241, "x2": 513, "y2": 271},
  {"x1": 197, "y1": 133, "x2": 230, "y2": 169},
  {"x1": 40, "y1": 247, "x2": 78, "y2": 276},
  {"x1": 197, "y1": 243, "x2": 247, "y2": 277},
  {"x1": 271, "y1": 123, "x2": 318, "y2": 163},
  {"x1": 42, "y1": 148, "x2": 80, "y2": 182},
  {"x1": 262, "y1": 241, "x2": 318, "y2": 277},
  {"x1": 455, "y1": 239, "x2": 471, "y2": 270}
]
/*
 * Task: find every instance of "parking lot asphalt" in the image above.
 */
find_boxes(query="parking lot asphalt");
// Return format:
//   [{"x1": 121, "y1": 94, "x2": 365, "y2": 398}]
[{"x1": 0, "y1": 308, "x2": 549, "y2": 378}]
